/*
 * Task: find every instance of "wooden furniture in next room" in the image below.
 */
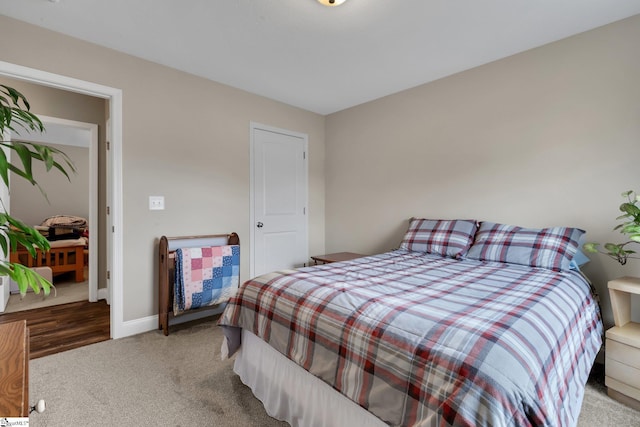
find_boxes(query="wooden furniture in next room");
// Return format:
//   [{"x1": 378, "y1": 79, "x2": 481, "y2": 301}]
[
  {"x1": 310, "y1": 252, "x2": 365, "y2": 265},
  {"x1": 0, "y1": 320, "x2": 29, "y2": 417},
  {"x1": 10, "y1": 240, "x2": 85, "y2": 283},
  {"x1": 605, "y1": 276, "x2": 640, "y2": 411}
]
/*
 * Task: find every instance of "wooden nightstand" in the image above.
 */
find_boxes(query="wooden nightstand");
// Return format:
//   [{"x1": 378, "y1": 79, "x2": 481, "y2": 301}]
[
  {"x1": 605, "y1": 276, "x2": 640, "y2": 411},
  {"x1": 310, "y1": 252, "x2": 365, "y2": 265}
]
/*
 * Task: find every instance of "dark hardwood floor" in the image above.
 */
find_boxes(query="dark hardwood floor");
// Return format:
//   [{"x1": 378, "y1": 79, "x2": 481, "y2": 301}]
[{"x1": 0, "y1": 300, "x2": 110, "y2": 359}]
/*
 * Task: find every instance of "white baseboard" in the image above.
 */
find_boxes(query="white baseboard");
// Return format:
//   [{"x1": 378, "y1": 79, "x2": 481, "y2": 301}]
[
  {"x1": 118, "y1": 315, "x2": 157, "y2": 338},
  {"x1": 114, "y1": 306, "x2": 225, "y2": 339}
]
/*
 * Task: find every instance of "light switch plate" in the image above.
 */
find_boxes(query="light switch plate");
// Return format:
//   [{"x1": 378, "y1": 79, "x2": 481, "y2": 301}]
[{"x1": 149, "y1": 196, "x2": 165, "y2": 210}]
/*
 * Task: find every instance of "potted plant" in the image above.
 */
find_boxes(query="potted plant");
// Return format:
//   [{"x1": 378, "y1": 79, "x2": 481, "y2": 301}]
[
  {"x1": 0, "y1": 84, "x2": 75, "y2": 296},
  {"x1": 583, "y1": 190, "x2": 640, "y2": 265}
]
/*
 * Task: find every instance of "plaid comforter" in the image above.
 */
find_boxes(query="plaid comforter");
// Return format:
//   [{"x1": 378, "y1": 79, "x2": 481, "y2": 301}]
[{"x1": 218, "y1": 250, "x2": 602, "y2": 427}]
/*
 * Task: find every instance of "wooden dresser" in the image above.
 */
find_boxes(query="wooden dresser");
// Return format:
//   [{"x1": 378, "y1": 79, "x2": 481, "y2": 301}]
[{"x1": 0, "y1": 320, "x2": 29, "y2": 417}]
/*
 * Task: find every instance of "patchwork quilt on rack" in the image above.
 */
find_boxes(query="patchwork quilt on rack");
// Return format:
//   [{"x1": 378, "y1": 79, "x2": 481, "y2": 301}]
[{"x1": 174, "y1": 245, "x2": 240, "y2": 315}]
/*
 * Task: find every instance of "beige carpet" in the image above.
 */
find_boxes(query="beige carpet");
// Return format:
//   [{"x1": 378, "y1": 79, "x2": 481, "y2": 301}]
[{"x1": 28, "y1": 318, "x2": 640, "y2": 426}]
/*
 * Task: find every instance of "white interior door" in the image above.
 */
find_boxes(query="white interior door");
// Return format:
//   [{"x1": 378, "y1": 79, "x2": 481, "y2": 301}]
[{"x1": 251, "y1": 123, "x2": 308, "y2": 278}]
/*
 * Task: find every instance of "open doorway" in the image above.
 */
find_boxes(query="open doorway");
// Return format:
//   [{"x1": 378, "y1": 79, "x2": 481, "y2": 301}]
[
  {"x1": 0, "y1": 60, "x2": 124, "y2": 339},
  {"x1": 5, "y1": 115, "x2": 99, "y2": 313},
  {"x1": 0, "y1": 76, "x2": 105, "y2": 315}
]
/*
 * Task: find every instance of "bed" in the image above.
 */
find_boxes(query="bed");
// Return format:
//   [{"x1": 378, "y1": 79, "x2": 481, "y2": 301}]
[
  {"x1": 10, "y1": 238, "x2": 86, "y2": 283},
  {"x1": 10, "y1": 215, "x2": 88, "y2": 284},
  {"x1": 218, "y1": 219, "x2": 603, "y2": 427}
]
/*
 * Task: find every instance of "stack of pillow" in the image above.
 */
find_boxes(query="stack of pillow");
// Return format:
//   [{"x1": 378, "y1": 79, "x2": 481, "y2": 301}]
[{"x1": 399, "y1": 218, "x2": 587, "y2": 272}]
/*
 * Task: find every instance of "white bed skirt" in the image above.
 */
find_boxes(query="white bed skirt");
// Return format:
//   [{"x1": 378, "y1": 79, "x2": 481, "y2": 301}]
[{"x1": 234, "y1": 329, "x2": 387, "y2": 427}]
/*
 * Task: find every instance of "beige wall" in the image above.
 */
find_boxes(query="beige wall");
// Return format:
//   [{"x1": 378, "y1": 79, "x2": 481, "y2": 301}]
[
  {"x1": 0, "y1": 15, "x2": 326, "y2": 322},
  {"x1": 325, "y1": 15, "x2": 640, "y2": 328}
]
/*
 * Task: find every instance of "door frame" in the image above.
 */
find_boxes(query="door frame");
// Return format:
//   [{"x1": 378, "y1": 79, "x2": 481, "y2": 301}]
[
  {"x1": 249, "y1": 122, "x2": 309, "y2": 278},
  {"x1": 0, "y1": 131, "x2": 12, "y2": 311},
  {"x1": 9, "y1": 115, "x2": 99, "y2": 302},
  {"x1": 0, "y1": 60, "x2": 125, "y2": 339}
]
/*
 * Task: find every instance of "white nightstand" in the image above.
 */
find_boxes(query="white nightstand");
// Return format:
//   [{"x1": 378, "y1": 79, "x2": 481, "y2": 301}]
[{"x1": 605, "y1": 276, "x2": 640, "y2": 411}]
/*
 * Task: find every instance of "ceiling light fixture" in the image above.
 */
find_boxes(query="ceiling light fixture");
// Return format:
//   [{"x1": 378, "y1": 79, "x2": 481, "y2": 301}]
[{"x1": 317, "y1": 0, "x2": 346, "y2": 6}]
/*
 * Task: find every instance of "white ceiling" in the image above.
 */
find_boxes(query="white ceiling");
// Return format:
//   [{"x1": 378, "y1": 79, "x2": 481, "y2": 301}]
[{"x1": 1, "y1": 0, "x2": 639, "y2": 115}]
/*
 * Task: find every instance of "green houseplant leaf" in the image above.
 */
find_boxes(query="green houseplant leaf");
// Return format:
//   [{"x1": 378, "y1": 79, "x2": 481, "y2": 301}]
[
  {"x1": 0, "y1": 84, "x2": 75, "y2": 296},
  {"x1": 584, "y1": 190, "x2": 640, "y2": 266}
]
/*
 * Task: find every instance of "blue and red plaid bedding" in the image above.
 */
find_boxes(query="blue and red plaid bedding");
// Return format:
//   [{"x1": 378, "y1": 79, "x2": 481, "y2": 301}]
[{"x1": 218, "y1": 250, "x2": 602, "y2": 426}]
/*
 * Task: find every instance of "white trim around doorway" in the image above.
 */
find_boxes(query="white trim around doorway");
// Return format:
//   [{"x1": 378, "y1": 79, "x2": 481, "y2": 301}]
[{"x1": 0, "y1": 60, "x2": 126, "y2": 339}]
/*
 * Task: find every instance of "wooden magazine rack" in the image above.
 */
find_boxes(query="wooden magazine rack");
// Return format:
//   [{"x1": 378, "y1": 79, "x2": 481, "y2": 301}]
[{"x1": 158, "y1": 232, "x2": 240, "y2": 336}]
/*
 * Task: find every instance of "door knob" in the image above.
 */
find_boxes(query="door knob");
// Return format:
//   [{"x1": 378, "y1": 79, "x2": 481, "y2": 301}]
[{"x1": 256, "y1": 222, "x2": 264, "y2": 228}]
